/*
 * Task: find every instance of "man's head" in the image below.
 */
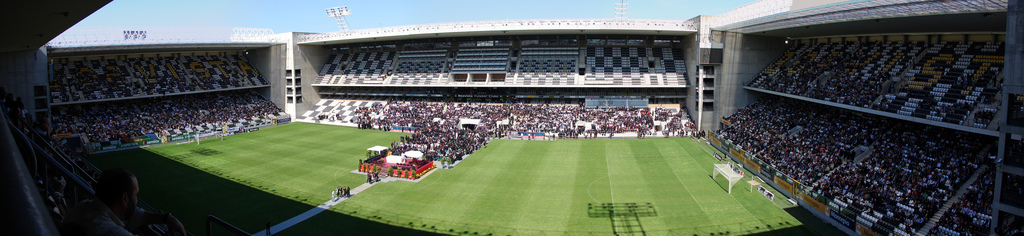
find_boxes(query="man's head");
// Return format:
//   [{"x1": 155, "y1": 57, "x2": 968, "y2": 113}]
[{"x1": 94, "y1": 168, "x2": 138, "y2": 220}]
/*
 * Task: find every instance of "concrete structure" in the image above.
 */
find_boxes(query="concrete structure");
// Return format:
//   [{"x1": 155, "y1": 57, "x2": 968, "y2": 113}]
[
  {"x1": 994, "y1": 0, "x2": 1024, "y2": 234},
  {"x1": 0, "y1": 0, "x2": 1014, "y2": 234}
]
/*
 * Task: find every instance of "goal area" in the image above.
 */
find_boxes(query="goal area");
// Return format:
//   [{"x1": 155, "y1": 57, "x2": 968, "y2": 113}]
[{"x1": 712, "y1": 163, "x2": 744, "y2": 194}]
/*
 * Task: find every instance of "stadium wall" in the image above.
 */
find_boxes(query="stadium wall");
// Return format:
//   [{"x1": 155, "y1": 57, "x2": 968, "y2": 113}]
[
  {"x1": 683, "y1": 34, "x2": 704, "y2": 129},
  {"x1": 996, "y1": 0, "x2": 1024, "y2": 233},
  {"x1": 716, "y1": 32, "x2": 787, "y2": 131},
  {"x1": 0, "y1": 47, "x2": 50, "y2": 120},
  {"x1": 295, "y1": 44, "x2": 328, "y2": 105},
  {"x1": 246, "y1": 45, "x2": 287, "y2": 111}
]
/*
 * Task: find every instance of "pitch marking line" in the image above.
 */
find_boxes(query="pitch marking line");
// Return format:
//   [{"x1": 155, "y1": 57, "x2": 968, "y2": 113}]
[
  {"x1": 667, "y1": 147, "x2": 710, "y2": 212},
  {"x1": 587, "y1": 176, "x2": 610, "y2": 203},
  {"x1": 680, "y1": 140, "x2": 767, "y2": 227},
  {"x1": 254, "y1": 181, "x2": 373, "y2": 235},
  {"x1": 604, "y1": 145, "x2": 615, "y2": 204}
]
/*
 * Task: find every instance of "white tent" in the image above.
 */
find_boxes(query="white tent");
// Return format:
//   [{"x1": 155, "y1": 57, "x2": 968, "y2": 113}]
[
  {"x1": 367, "y1": 146, "x2": 389, "y2": 152},
  {"x1": 385, "y1": 155, "x2": 404, "y2": 164},
  {"x1": 404, "y1": 151, "x2": 424, "y2": 159}
]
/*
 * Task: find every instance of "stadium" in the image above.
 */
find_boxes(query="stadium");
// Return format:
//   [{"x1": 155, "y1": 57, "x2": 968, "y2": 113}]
[{"x1": 1, "y1": 0, "x2": 1022, "y2": 235}]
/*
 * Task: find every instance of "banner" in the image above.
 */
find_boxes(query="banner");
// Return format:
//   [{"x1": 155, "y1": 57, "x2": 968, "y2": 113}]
[
  {"x1": 830, "y1": 209, "x2": 855, "y2": 230},
  {"x1": 709, "y1": 135, "x2": 722, "y2": 147},
  {"x1": 857, "y1": 224, "x2": 881, "y2": 236},
  {"x1": 775, "y1": 176, "x2": 795, "y2": 195},
  {"x1": 731, "y1": 149, "x2": 744, "y2": 163},
  {"x1": 721, "y1": 118, "x2": 731, "y2": 126},
  {"x1": 744, "y1": 158, "x2": 760, "y2": 172},
  {"x1": 801, "y1": 193, "x2": 829, "y2": 215},
  {"x1": 277, "y1": 117, "x2": 291, "y2": 124}
]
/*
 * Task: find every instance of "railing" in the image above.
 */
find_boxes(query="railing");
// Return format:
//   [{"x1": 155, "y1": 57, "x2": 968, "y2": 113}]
[
  {"x1": 6, "y1": 107, "x2": 198, "y2": 236},
  {"x1": 205, "y1": 215, "x2": 251, "y2": 236},
  {"x1": 0, "y1": 114, "x2": 61, "y2": 236}
]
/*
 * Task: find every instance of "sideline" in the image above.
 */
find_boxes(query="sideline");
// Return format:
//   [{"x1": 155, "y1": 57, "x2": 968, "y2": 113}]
[{"x1": 252, "y1": 180, "x2": 377, "y2": 235}]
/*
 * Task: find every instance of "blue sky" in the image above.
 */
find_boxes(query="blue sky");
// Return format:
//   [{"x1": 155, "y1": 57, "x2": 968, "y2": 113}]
[{"x1": 71, "y1": 0, "x2": 753, "y2": 33}]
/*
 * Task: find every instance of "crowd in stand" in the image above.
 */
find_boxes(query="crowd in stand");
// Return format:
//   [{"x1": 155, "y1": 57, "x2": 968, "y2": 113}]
[
  {"x1": 719, "y1": 97, "x2": 886, "y2": 185},
  {"x1": 50, "y1": 56, "x2": 264, "y2": 103},
  {"x1": 817, "y1": 122, "x2": 986, "y2": 231},
  {"x1": 353, "y1": 101, "x2": 694, "y2": 161},
  {"x1": 930, "y1": 168, "x2": 994, "y2": 235},
  {"x1": 51, "y1": 90, "x2": 282, "y2": 143},
  {"x1": 718, "y1": 97, "x2": 993, "y2": 233},
  {"x1": 805, "y1": 72, "x2": 882, "y2": 107},
  {"x1": 2, "y1": 86, "x2": 104, "y2": 228}
]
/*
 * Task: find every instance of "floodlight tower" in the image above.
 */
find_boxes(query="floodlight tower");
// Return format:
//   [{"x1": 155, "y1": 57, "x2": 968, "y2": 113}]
[
  {"x1": 614, "y1": 0, "x2": 628, "y2": 21},
  {"x1": 326, "y1": 6, "x2": 352, "y2": 31}
]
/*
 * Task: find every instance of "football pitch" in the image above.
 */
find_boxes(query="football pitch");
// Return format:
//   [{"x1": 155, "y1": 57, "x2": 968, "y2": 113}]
[{"x1": 88, "y1": 123, "x2": 834, "y2": 235}]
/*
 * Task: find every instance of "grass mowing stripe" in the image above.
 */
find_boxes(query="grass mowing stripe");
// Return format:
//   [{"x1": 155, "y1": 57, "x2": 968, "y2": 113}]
[
  {"x1": 457, "y1": 140, "x2": 547, "y2": 230},
  {"x1": 89, "y1": 124, "x2": 817, "y2": 235},
  {"x1": 511, "y1": 141, "x2": 576, "y2": 232}
]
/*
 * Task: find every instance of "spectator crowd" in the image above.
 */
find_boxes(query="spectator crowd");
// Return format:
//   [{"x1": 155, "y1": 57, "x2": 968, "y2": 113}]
[
  {"x1": 718, "y1": 97, "x2": 994, "y2": 233},
  {"x1": 351, "y1": 101, "x2": 695, "y2": 162},
  {"x1": 51, "y1": 90, "x2": 282, "y2": 143}
]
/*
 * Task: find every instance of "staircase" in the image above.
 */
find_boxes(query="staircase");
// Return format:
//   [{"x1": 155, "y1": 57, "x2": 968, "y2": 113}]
[{"x1": 915, "y1": 165, "x2": 988, "y2": 235}]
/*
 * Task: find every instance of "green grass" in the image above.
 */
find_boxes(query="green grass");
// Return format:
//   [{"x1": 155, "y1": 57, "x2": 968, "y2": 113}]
[{"x1": 89, "y1": 122, "x2": 830, "y2": 235}]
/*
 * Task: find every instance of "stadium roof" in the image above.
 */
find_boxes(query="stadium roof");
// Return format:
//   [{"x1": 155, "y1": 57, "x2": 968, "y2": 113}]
[
  {"x1": 715, "y1": 0, "x2": 1008, "y2": 38},
  {"x1": 1, "y1": 0, "x2": 110, "y2": 53},
  {"x1": 297, "y1": 19, "x2": 698, "y2": 45}
]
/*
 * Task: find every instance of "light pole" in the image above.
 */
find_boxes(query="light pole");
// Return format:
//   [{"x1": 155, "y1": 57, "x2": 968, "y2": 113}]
[{"x1": 326, "y1": 6, "x2": 352, "y2": 31}]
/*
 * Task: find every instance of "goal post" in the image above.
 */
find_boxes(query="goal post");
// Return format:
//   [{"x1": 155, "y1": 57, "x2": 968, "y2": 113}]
[{"x1": 713, "y1": 163, "x2": 744, "y2": 194}]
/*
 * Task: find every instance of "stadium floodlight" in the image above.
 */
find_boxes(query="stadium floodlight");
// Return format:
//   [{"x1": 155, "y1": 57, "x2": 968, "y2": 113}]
[
  {"x1": 614, "y1": 0, "x2": 628, "y2": 21},
  {"x1": 326, "y1": 6, "x2": 352, "y2": 31}
]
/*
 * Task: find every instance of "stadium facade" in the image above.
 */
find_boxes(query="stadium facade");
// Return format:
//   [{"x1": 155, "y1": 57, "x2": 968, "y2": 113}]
[{"x1": 0, "y1": 0, "x2": 1022, "y2": 235}]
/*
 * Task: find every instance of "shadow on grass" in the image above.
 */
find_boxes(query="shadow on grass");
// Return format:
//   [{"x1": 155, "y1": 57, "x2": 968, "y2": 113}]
[
  {"x1": 781, "y1": 205, "x2": 845, "y2": 236},
  {"x1": 89, "y1": 148, "x2": 436, "y2": 235}
]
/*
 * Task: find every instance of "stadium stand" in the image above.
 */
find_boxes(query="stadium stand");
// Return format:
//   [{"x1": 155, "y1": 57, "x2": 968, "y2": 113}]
[
  {"x1": 718, "y1": 97, "x2": 993, "y2": 234},
  {"x1": 50, "y1": 55, "x2": 267, "y2": 103},
  {"x1": 390, "y1": 50, "x2": 450, "y2": 85},
  {"x1": 300, "y1": 99, "x2": 382, "y2": 123},
  {"x1": 50, "y1": 90, "x2": 283, "y2": 144},
  {"x1": 513, "y1": 47, "x2": 579, "y2": 85},
  {"x1": 719, "y1": 97, "x2": 887, "y2": 185},
  {"x1": 315, "y1": 53, "x2": 352, "y2": 85},
  {"x1": 3, "y1": 85, "x2": 193, "y2": 235},
  {"x1": 747, "y1": 41, "x2": 1005, "y2": 130},
  {"x1": 929, "y1": 168, "x2": 994, "y2": 236},
  {"x1": 652, "y1": 47, "x2": 688, "y2": 86},
  {"x1": 341, "y1": 51, "x2": 396, "y2": 85},
  {"x1": 880, "y1": 42, "x2": 1004, "y2": 127},
  {"x1": 313, "y1": 46, "x2": 688, "y2": 88},
  {"x1": 451, "y1": 48, "x2": 510, "y2": 73},
  {"x1": 584, "y1": 47, "x2": 650, "y2": 86}
]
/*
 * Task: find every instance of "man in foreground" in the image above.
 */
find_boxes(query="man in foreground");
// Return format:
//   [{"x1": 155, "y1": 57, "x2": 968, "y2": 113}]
[{"x1": 64, "y1": 168, "x2": 187, "y2": 236}]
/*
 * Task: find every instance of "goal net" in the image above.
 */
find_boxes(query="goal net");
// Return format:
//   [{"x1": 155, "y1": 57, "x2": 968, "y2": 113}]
[
  {"x1": 194, "y1": 131, "x2": 222, "y2": 145},
  {"x1": 713, "y1": 163, "x2": 744, "y2": 193}
]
